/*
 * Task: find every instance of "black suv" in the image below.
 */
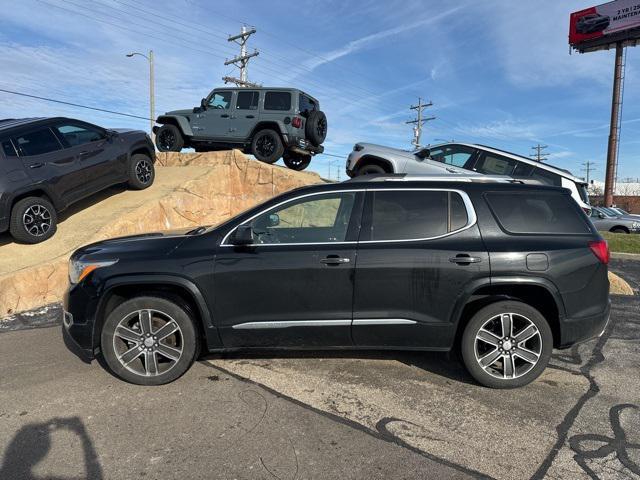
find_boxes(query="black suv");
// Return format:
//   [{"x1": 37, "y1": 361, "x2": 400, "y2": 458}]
[
  {"x1": 153, "y1": 87, "x2": 326, "y2": 171},
  {"x1": 63, "y1": 175, "x2": 610, "y2": 388},
  {"x1": 0, "y1": 118, "x2": 156, "y2": 243}
]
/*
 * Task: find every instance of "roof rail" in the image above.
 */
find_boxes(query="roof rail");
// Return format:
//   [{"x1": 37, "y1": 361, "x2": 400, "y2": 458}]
[{"x1": 345, "y1": 174, "x2": 524, "y2": 184}]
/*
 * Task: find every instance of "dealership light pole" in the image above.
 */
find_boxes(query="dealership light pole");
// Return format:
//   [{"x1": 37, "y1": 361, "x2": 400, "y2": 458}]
[{"x1": 126, "y1": 50, "x2": 155, "y2": 140}]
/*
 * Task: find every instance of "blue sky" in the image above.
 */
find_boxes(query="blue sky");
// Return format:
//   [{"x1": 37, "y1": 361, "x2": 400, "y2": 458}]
[{"x1": 1, "y1": 0, "x2": 639, "y2": 181}]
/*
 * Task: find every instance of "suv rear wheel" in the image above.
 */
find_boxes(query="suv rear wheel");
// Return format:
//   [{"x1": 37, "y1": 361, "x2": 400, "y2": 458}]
[
  {"x1": 461, "y1": 301, "x2": 552, "y2": 389},
  {"x1": 100, "y1": 296, "x2": 198, "y2": 386},
  {"x1": 251, "y1": 129, "x2": 284, "y2": 164},
  {"x1": 9, "y1": 196, "x2": 58, "y2": 244},
  {"x1": 156, "y1": 124, "x2": 184, "y2": 152},
  {"x1": 283, "y1": 151, "x2": 311, "y2": 171}
]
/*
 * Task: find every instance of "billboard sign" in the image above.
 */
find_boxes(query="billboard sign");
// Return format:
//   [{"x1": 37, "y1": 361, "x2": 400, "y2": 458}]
[{"x1": 570, "y1": 0, "x2": 640, "y2": 52}]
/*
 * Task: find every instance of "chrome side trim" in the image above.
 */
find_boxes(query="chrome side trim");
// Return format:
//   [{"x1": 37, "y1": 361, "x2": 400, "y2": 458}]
[
  {"x1": 232, "y1": 319, "x2": 352, "y2": 329},
  {"x1": 352, "y1": 319, "x2": 417, "y2": 325}
]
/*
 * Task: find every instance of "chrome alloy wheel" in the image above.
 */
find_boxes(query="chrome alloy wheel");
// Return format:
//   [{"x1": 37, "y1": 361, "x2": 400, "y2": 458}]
[
  {"x1": 473, "y1": 312, "x2": 542, "y2": 380},
  {"x1": 135, "y1": 159, "x2": 153, "y2": 184},
  {"x1": 23, "y1": 204, "x2": 52, "y2": 237},
  {"x1": 113, "y1": 309, "x2": 183, "y2": 377}
]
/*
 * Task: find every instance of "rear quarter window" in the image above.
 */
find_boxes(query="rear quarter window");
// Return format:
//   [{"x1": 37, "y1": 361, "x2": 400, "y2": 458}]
[
  {"x1": 486, "y1": 191, "x2": 591, "y2": 234},
  {"x1": 264, "y1": 92, "x2": 291, "y2": 111}
]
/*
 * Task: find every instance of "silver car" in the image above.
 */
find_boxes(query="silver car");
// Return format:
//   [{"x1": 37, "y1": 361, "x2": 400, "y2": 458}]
[
  {"x1": 589, "y1": 206, "x2": 640, "y2": 234},
  {"x1": 346, "y1": 142, "x2": 592, "y2": 213}
]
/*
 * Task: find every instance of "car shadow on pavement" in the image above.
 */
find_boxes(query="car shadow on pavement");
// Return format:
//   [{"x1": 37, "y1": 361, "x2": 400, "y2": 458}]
[
  {"x1": 204, "y1": 349, "x2": 477, "y2": 386},
  {"x1": 0, "y1": 416, "x2": 103, "y2": 480}
]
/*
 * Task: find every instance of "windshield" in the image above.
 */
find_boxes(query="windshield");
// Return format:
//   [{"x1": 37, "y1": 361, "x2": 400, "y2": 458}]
[{"x1": 601, "y1": 207, "x2": 620, "y2": 216}]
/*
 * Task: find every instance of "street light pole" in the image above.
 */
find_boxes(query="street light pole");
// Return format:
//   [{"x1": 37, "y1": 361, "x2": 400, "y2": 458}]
[{"x1": 126, "y1": 50, "x2": 155, "y2": 141}]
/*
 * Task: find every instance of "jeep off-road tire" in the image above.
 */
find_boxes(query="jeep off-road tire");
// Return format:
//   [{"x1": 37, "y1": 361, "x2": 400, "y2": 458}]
[
  {"x1": 305, "y1": 110, "x2": 327, "y2": 146},
  {"x1": 9, "y1": 196, "x2": 58, "y2": 244},
  {"x1": 100, "y1": 296, "x2": 199, "y2": 386},
  {"x1": 156, "y1": 124, "x2": 184, "y2": 152},
  {"x1": 251, "y1": 129, "x2": 284, "y2": 164},
  {"x1": 283, "y1": 151, "x2": 311, "y2": 171},
  {"x1": 127, "y1": 154, "x2": 155, "y2": 190},
  {"x1": 461, "y1": 301, "x2": 552, "y2": 389}
]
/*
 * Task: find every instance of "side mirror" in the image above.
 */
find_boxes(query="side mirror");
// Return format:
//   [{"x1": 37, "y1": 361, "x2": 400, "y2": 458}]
[
  {"x1": 415, "y1": 148, "x2": 430, "y2": 160},
  {"x1": 268, "y1": 213, "x2": 280, "y2": 227},
  {"x1": 200, "y1": 98, "x2": 208, "y2": 109},
  {"x1": 230, "y1": 225, "x2": 254, "y2": 245},
  {"x1": 105, "y1": 130, "x2": 116, "y2": 140}
]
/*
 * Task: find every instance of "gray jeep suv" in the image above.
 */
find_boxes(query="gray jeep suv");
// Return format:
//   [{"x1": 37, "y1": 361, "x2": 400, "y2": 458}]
[{"x1": 154, "y1": 87, "x2": 327, "y2": 171}]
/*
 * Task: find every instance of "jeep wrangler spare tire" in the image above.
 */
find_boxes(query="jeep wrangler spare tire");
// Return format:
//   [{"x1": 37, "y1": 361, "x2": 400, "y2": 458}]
[
  {"x1": 251, "y1": 129, "x2": 284, "y2": 164},
  {"x1": 156, "y1": 124, "x2": 184, "y2": 152},
  {"x1": 305, "y1": 110, "x2": 327, "y2": 146}
]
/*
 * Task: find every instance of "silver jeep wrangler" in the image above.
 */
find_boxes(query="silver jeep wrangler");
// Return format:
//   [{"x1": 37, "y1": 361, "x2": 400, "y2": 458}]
[{"x1": 154, "y1": 87, "x2": 326, "y2": 171}]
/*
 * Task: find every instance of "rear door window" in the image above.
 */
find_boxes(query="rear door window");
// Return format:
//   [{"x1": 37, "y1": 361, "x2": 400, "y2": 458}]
[
  {"x1": 1, "y1": 139, "x2": 18, "y2": 157},
  {"x1": 486, "y1": 191, "x2": 591, "y2": 234},
  {"x1": 366, "y1": 190, "x2": 470, "y2": 241},
  {"x1": 264, "y1": 91, "x2": 291, "y2": 111},
  {"x1": 236, "y1": 91, "x2": 259, "y2": 110},
  {"x1": 13, "y1": 128, "x2": 62, "y2": 156},
  {"x1": 474, "y1": 153, "x2": 518, "y2": 175}
]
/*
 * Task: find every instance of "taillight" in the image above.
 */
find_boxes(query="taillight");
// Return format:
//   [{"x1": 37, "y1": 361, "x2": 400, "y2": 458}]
[
  {"x1": 589, "y1": 240, "x2": 610, "y2": 264},
  {"x1": 292, "y1": 117, "x2": 302, "y2": 128}
]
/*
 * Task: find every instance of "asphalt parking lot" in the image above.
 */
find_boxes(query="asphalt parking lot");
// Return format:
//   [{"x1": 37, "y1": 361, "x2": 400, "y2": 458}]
[{"x1": 0, "y1": 259, "x2": 638, "y2": 479}]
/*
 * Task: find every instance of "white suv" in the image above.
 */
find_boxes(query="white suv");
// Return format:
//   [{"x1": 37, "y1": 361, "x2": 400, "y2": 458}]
[{"x1": 346, "y1": 142, "x2": 592, "y2": 213}]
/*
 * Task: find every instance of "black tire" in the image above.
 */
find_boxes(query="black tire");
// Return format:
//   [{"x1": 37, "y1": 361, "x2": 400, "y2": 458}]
[
  {"x1": 610, "y1": 227, "x2": 629, "y2": 234},
  {"x1": 100, "y1": 296, "x2": 198, "y2": 386},
  {"x1": 9, "y1": 196, "x2": 58, "y2": 244},
  {"x1": 155, "y1": 124, "x2": 184, "y2": 152},
  {"x1": 460, "y1": 301, "x2": 552, "y2": 389},
  {"x1": 127, "y1": 154, "x2": 155, "y2": 190},
  {"x1": 305, "y1": 110, "x2": 327, "y2": 146},
  {"x1": 356, "y1": 164, "x2": 386, "y2": 176},
  {"x1": 283, "y1": 151, "x2": 311, "y2": 171},
  {"x1": 251, "y1": 129, "x2": 284, "y2": 164}
]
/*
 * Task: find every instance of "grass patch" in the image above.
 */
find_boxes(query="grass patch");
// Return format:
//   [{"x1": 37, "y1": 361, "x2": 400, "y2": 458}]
[{"x1": 602, "y1": 231, "x2": 640, "y2": 254}]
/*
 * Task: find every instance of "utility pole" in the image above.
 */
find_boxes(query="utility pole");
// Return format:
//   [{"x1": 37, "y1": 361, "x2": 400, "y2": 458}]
[
  {"x1": 581, "y1": 161, "x2": 596, "y2": 184},
  {"x1": 530, "y1": 144, "x2": 549, "y2": 162},
  {"x1": 222, "y1": 25, "x2": 260, "y2": 88},
  {"x1": 406, "y1": 97, "x2": 435, "y2": 148},
  {"x1": 604, "y1": 43, "x2": 625, "y2": 207}
]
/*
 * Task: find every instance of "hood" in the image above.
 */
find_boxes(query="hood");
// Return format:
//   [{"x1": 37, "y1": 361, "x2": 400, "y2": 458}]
[
  {"x1": 72, "y1": 228, "x2": 199, "y2": 260},
  {"x1": 357, "y1": 143, "x2": 418, "y2": 161},
  {"x1": 164, "y1": 109, "x2": 195, "y2": 116}
]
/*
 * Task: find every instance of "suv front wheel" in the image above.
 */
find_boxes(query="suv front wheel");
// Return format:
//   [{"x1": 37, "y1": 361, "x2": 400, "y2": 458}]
[
  {"x1": 9, "y1": 196, "x2": 58, "y2": 244},
  {"x1": 251, "y1": 129, "x2": 284, "y2": 164},
  {"x1": 100, "y1": 296, "x2": 199, "y2": 385},
  {"x1": 156, "y1": 124, "x2": 184, "y2": 152},
  {"x1": 461, "y1": 301, "x2": 552, "y2": 389}
]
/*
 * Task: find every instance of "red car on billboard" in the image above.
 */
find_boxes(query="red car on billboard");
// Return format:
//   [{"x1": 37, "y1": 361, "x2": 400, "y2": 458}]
[{"x1": 570, "y1": 0, "x2": 640, "y2": 49}]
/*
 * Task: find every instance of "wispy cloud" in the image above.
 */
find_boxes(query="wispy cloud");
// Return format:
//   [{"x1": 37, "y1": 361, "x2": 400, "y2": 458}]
[{"x1": 304, "y1": 6, "x2": 461, "y2": 70}]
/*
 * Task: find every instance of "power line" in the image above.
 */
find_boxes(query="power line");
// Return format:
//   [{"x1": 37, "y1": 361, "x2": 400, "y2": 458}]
[
  {"x1": 222, "y1": 26, "x2": 260, "y2": 88},
  {"x1": 530, "y1": 144, "x2": 549, "y2": 162},
  {"x1": 406, "y1": 97, "x2": 435, "y2": 148},
  {"x1": 0, "y1": 88, "x2": 151, "y2": 120}
]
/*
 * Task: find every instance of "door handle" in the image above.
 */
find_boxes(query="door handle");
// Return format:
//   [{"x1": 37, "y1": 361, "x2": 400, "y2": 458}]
[
  {"x1": 246, "y1": 115, "x2": 255, "y2": 119},
  {"x1": 29, "y1": 162, "x2": 44, "y2": 169},
  {"x1": 320, "y1": 256, "x2": 350, "y2": 265},
  {"x1": 449, "y1": 254, "x2": 482, "y2": 264},
  {"x1": 79, "y1": 151, "x2": 90, "y2": 158},
  {"x1": 220, "y1": 114, "x2": 229, "y2": 118}
]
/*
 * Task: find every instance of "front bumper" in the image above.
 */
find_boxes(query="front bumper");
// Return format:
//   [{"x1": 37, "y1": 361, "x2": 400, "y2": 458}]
[
  {"x1": 559, "y1": 298, "x2": 611, "y2": 348},
  {"x1": 62, "y1": 285, "x2": 100, "y2": 359}
]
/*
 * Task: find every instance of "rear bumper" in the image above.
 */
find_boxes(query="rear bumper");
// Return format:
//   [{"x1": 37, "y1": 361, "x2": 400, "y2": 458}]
[
  {"x1": 285, "y1": 136, "x2": 324, "y2": 155},
  {"x1": 559, "y1": 298, "x2": 611, "y2": 348}
]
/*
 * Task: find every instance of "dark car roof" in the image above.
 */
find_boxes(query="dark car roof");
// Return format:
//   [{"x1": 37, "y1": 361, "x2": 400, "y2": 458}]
[{"x1": 0, "y1": 117, "x2": 103, "y2": 136}]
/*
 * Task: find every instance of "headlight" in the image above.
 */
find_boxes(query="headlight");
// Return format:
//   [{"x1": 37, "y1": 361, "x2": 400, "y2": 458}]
[
  {"x1": 632, "y1": 222, "x2": 640, "y2": 230},
  {"x1": 69, "y1": 259, "x2": 118, "y2": 284}
]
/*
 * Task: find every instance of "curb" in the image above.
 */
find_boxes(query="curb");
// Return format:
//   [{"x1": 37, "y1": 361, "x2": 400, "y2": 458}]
[{"x1": 611, "y1": 252, "x2": 640, "y2": 260}]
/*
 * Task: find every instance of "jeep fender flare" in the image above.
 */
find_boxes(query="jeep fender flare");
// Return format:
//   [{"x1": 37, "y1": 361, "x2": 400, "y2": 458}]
[
  {"x1": 248, "y1": 121, "x2": 289, "y2": 143},
  {"x1": 95, "y1": 274, "x2": 221, "y2": 349},
  {"x1": 156, "y1": 115, "x2": 194, "y2": 137}
]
